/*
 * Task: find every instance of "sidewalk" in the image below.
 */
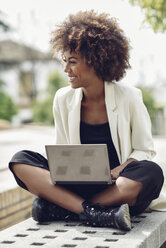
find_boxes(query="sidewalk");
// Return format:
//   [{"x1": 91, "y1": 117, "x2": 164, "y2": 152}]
[
  {"x1": 0, "y1": 125, "x2": 55, "y2": 171},
  {"x1": 0, "y1": 125, "x2": 55, "y2": 192}
]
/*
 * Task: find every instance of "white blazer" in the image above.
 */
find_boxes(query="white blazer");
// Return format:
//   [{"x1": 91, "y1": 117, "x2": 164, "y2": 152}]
[
  {"x1": 53, "y1": 81, "x2": 166, "y2": 211},
  {"x1": 53, "y1": 81, "x2": 156, "y2": 164}
]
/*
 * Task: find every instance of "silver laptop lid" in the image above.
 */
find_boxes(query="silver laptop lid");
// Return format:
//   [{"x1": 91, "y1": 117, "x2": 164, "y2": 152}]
[{"x1": 45, "y1": 144, "x2": 112, "y2": 184}]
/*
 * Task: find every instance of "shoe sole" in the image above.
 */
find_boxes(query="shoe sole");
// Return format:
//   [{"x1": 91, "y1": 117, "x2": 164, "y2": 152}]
[{"x1": 117, "y1": 204, "x2": 131, "y2": 231}]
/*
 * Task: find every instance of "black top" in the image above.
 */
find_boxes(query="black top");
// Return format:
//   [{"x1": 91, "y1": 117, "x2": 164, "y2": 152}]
[{"x1": 80, "y1": 121, "x2": 120, "y2": 169}]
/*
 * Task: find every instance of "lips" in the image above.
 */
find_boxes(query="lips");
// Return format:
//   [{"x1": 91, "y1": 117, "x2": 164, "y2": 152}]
[{"x1": 68, "y1": 76, "x2": 76, "y2": 82}]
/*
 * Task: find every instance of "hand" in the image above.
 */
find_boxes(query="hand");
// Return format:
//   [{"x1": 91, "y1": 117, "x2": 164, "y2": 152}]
[
  {"x1": 111, "y1": 158, "x2": 137, "y2": 181},
  {"x1": 111, "y1": 165, "x2": 122, "y2": 181}
]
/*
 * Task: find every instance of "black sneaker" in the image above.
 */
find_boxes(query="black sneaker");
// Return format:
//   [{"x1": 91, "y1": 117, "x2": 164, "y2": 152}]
[
  {"x1": 79, "y1": 201, "x2": 131, "y2": 231},
  {"x1": 32, "y1": 198, "x2": 79, "y2": 222}
]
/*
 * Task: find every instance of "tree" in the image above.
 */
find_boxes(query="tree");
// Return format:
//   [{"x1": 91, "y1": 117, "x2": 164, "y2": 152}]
[
  {"x1": 0, "y1": 79, "x2": 18, "y2": 122},
  {"x1": 0, "y1": 11, "x2": 10, "y2": 32},
  {"x1": 32, "y1": 71, "x2": 67, "y2": 125},
  {"x1": 129, "y1": 0, "x2": 166, "y2": 32}
]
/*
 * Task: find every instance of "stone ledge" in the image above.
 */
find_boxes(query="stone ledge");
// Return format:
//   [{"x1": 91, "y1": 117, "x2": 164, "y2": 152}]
[
  {"x1": 0, "y1": 211, "x2": 166, "y2": 248},
  {"x1": 0, "y1": 186, "x2": 34, "y2": 231}
]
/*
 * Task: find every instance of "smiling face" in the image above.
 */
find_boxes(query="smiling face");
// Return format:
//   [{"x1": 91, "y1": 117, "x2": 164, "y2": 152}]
[{"x1": 63, "y1": 51, "x2": 101, "y2": 89}]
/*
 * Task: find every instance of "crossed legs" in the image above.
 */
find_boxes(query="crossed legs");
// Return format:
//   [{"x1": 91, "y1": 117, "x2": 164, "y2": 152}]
[{"x1": 12, "y1": 163, "x2": 142, "y2": 214}]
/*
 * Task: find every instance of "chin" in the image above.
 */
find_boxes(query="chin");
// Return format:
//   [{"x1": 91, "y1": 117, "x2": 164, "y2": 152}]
[{"x1": 70, "y1": 83, "x2": 80, "y2": 89}]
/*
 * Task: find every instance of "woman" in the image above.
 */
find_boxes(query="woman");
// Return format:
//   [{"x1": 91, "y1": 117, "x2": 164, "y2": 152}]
[{"x1": 9, "y1": 10, "x2": 164, "y2": 231}]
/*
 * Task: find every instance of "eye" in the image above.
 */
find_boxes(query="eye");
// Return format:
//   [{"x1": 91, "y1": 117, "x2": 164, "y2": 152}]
[{"x1": 69, "y1": 60, "x2": 76, "y2": 64}]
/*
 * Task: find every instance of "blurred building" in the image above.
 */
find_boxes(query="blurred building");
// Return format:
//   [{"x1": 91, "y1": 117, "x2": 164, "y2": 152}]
[{"x1": 0, "y1": 40, "x2": 60, "y2": 123}]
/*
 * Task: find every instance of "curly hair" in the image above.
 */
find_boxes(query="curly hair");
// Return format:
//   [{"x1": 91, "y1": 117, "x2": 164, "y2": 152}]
[{"x1": 50, "y1": 10, "x2": 131, "y2": 82}]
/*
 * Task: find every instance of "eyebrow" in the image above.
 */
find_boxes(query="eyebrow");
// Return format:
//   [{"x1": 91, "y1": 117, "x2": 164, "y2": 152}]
[
  {"x1": 68, "y1": 56, "x2": 78, "y2": 60},
  {"x1": 63, "y1": 56, "x2": 78, "y2": 60}
]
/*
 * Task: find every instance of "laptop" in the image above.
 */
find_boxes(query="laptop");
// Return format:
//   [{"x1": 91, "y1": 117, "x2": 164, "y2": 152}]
[{"x1": 45, "y1": 144, "x2": 112, "y2": 185}]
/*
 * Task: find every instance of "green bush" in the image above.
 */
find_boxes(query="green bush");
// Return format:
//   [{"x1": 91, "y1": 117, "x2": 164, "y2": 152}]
[
  {"x1": 47, "y1": 71, "x2": 67, "y2": 94},
  {"x1": 137, "y1": 86, "x2": 163, "y2": 125},
  {"x1": 0, "y1": 91, "x2": 18, "y2": 122},
  {"x1": 0, "y1": 79, "x2": 18, "y2": 122},
  {"x1": 32, "y1": 71, "x2": 67, "y2": 125},
  {"x1": 32, "y1": 96, "x2": 54, "y2": 125}
]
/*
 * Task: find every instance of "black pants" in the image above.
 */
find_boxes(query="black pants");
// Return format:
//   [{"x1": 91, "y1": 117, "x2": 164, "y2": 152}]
[{"x1": 9, "y1": 150, "x2": 164, "y2": 216}]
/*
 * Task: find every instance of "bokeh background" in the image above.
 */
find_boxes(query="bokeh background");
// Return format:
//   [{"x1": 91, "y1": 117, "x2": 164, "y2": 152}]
[
  {"x1": 0, "y1": 0, "x2": 166, "y2": 132},
  {"x1": 0, "y1": 0, "x2": 166, "y2": 230}
]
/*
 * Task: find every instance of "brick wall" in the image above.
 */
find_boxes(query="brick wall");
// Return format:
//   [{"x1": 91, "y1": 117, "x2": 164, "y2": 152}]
[{"x1": 0, "y1": 187, "x2": 34, "y2": 231}]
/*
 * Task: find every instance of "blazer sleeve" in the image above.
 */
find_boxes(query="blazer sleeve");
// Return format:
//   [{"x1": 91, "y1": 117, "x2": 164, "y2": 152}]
[
  {"x1": 53, "y1": 91, "x2": 68, "y2": 144},
  {"x1": 128, "y1": 89, "x2": 156, "y2": 161}
]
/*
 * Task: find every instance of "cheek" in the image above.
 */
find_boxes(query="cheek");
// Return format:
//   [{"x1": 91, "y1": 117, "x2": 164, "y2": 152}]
[{"x1": 74, "y1": 68, "x2": 81, "y2": 78}]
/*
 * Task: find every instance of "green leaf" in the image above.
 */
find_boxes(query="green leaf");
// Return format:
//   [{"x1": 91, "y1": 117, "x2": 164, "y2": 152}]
[{"x1": 129, "y1": 0, "x2": 166, "y2": 32}]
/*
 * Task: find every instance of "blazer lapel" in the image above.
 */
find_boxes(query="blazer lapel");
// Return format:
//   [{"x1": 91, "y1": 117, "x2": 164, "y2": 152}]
[
  {"x1": 68, "y1": 88, "x2": 83, "y2": 144},
  {"x1": 67, "y1": 83, "x2": 121, "y2": 163},
  {"x1": 105, "y1": 82, "x2": 121, "y2": 163}
]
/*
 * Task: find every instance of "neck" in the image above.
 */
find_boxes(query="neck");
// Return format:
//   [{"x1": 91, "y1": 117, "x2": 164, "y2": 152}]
[{"x1": 82, "y1": 79, "x2": 105, "y2": 102}]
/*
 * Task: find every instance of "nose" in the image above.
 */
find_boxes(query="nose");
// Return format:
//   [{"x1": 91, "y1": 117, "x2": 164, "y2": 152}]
[{"x1": 64, "y1": 63, "x2": 70, "y2": 73}]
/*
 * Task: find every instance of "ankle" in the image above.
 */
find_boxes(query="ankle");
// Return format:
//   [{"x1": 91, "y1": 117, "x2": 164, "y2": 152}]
[{"x1": 127, "y1": 197, "x2": 137, "y2": 206}]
